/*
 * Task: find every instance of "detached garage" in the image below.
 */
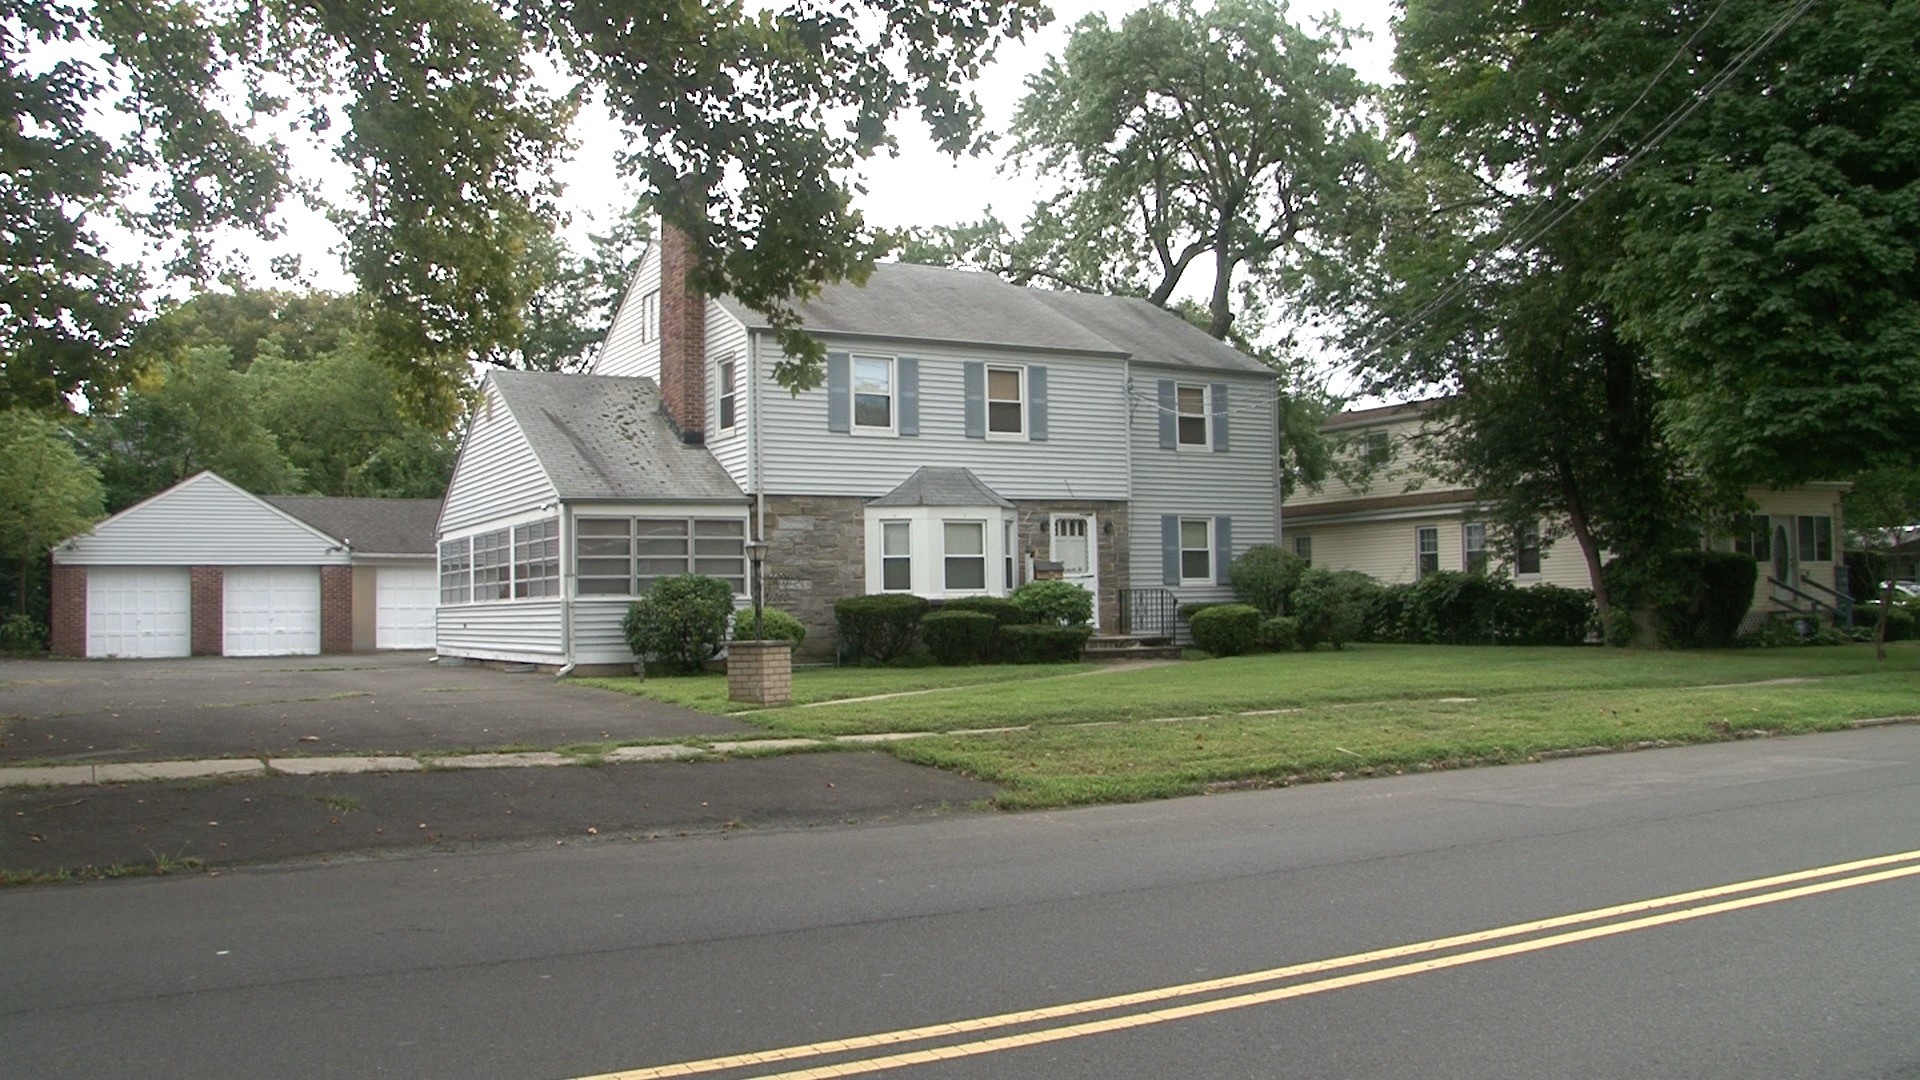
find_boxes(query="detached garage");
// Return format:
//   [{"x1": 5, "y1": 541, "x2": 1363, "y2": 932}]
[{"x1": 51, "y1": 472, "x2": 441, "y2": 658}]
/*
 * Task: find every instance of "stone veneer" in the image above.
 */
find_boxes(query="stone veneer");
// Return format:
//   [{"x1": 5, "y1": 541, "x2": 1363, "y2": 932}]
[{"x1": 760, "y1": 494, "x2": 1132, "y2": 657}]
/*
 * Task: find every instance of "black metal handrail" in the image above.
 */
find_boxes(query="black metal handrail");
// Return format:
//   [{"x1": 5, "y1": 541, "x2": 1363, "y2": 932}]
[
  {"x1": 1119, "y1": 588, "x2": 1177, "y2": 639},
  {"x1": 1769, "y1": 575, "x2": 1835, "y2": 618},
  {"x1": 1798, "y1": 572, "x2": 1854, "y2": 626}
]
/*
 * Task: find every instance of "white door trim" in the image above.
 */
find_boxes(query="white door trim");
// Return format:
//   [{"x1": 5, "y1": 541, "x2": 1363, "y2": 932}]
[{"x1": 1049, "y1": 512, "x2": 1099, "y2": 630}]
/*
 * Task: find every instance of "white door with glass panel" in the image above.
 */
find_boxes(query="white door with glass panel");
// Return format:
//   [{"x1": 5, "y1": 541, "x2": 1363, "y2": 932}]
[{"x1": 1050, "y1": 514, "x2": 1099, "y2": 628}]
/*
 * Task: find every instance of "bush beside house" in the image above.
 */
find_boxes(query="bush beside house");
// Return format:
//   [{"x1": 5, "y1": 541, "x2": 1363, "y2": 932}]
[{"x1": 623, "y1": 574, "x2": 735, "y2": 674}]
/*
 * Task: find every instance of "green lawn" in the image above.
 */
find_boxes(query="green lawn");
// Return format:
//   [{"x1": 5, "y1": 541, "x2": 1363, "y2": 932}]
[{"x1": 573, "y1": 660, "x2": 1096, "y2": 713}]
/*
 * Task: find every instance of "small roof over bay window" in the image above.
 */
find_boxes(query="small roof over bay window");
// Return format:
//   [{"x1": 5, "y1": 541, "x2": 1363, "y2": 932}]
[{"x1": 863, "y1": 467, "x2": 1019, "y2": 599}]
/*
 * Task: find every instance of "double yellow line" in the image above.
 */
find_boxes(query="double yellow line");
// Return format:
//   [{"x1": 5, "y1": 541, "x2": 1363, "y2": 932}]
[{"x1": 574, "y1": 848, "x2": 1920, "y2": 1080}]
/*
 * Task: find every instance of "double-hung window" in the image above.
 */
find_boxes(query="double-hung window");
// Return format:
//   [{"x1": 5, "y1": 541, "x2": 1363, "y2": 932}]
[
  {"x1": 717, "y1": 358, "x2": 737, "y2": 431},
  {"x1": 1515, "y1": 521, "x2": 1542, "y2": 575},
  {"x1": 881, "y1": 522, "x2": 912, "y2": 591},
  {"x1": 1179, "y1": 518, "x2": 1212, "y2": 582},
  {"x1": 1292, "y1": 535, "x2": 1312, "y2": 567},
  {"x1": 636, "y1": 290, "x2": 659, "y2": 343},
  {"x1": 1176, "y1": 385, "x2": 1209, "y2": 447},
  {"x1": 943, "y1": 521, "x2": 987, "y2": 591},
  {"x1": 1415, "y1": 526, "x2": 1440, "y2": 578},
  {"x1": 987, "y1": 366, "x2": 1024, "y2": 436},
  {"x1": 1462, "y1": 523, "x2": 1488, "y2": 575},
  {"x1": 1364, "y1": 430, "x2": 1391, "y2": 467},
  {"x1": 1797, "y1": 515, "x2": 1834, "y2": 562},
  {"x1": 853, "y1": 355, "x2": 894, "y2": 432}
]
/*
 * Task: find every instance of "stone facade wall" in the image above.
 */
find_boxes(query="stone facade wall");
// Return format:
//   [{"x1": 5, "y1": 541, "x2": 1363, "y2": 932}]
[
  {"x1": 657, "y1": 222, "x2": 706, "y2": 442},
  {"x1": 320, "y1": 566, "x2": 354, "y2": 655},
  {"x1": 190, "y1": 566, "x2": 223, "y2": 656},
  {"x1": 762, "y1": 494, "x2": 867, "y2": 659},
  {"x1": 49, "y1": 564, "x2": 85, "y2": 657},
  {"x1": 1012, "y1": 500, "x2": 1130, "y2": 630}
]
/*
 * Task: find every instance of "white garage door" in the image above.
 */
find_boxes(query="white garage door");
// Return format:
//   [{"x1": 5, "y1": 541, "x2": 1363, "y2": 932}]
[
  {"x1": 223, "y1": 567, "x2": 321, "y2": 656},
  {"x1": 376, "y1": 564, "x2": 437, "y2": 650},
  {"x1": 87, "y1": 567, "x2": 191, "y2": 658}
]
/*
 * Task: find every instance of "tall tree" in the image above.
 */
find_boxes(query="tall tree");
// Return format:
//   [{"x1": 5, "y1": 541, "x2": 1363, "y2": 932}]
[
  {"x1": 1844, "y1": 466, "x2": 1920, "y2": 658},
  {"x1": 250, "y1": 336, "x2": 455, "y2": 499},
  {"x1": 910, "y1": 0, "x2": 1380, "y2": 341},
  {"x1": 0, "y1": 410, "x2": 103, "y2": 620}
]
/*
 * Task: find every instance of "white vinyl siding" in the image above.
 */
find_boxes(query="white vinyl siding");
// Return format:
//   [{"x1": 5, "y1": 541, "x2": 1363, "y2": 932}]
[
  {"x1": 753, "y1": 335, "x2": 1129, "y2": 500},
  {"x1": 223, "y1": 567, "x2": 321, "y2": 656},
  {"x1": 593, "y1": 243, "x2": 663, "y2": 379},
  {"x1": 436, "y1": 601, "x2": 565, "y2": 665},
  {"x1": 55, "y1": 472, "x2": 342, "y2": 567},
  {"x1": 375, "y1": 565, "x2": 438, "y2": 650},
  {"x1": 439, "y1": 379, "x2": 561, "y2": 534},
  {"x1": 705, "y1": 304, "x2": 752, "y2": 486},
  {"x1": 86, "y1": 567, "x2": 191, "y2": 658}
]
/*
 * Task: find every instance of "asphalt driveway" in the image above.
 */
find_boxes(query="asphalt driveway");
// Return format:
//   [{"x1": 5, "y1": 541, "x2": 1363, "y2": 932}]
[{"x1": 0, "y1": 653, "x2": 754, "y2": 764}]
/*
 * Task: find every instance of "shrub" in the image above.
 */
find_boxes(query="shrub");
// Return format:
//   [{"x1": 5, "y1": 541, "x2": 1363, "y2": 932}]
[
  {"x1": 0, "y1": 613, "x2": 47, "y2": 654},
  {"x1": 922, "y1": 610, "x2": 997, "y2": 665},
  {"x1": 1493, "y1": 584, "x2": 1596, "y2": 646},
  {"x1": 1010, "y1": 579, "x2": 1094, "y2": 627},
  {"x1": 1853, "y1": 601, "x2": 1917, "y2": 642},
  {"x1": 1188, "y1": 603, "x2": 1262, "y2": 657},
  {"x1": 1364, "y1": 582, "x2": 1415, "y2": 643},
  {"x1": 1741, "y1": 615, "x2": 1850, "y2": 648},
  {"x1": 1229, "y1": 544, "x2": 1305, "y2": 617},
  {"x1": 623, "y1": 575, "x2": 735, "y2": 674},
  {"x1": 938, "y1": 596, "x2": 1024, "y2": 627},
  {"x1": 731, "y1": 607, "x2": 806, "y2": 647},
  {"x1": 997, "y1": 623, "x2": 1092, "y2": 663},
  {"x1": 834, "y1": 594, "x2": 929, "y2": 663},
  {"x1": 1292, "y1": 569, "x2": 1377, "y2": 649},
  {"x1": 1400, "y1": 571, "x2": 1506, "y2": 645},
  {"x1": 1259, "y1": 615, "x2": 1301, "y2": 652},
  {"x1": 1613, "y1": 551, "x2": 1757, "y2": 648},
  {"x1": 1178, "y1": 601, "x2": 1230, "y2": 624}
]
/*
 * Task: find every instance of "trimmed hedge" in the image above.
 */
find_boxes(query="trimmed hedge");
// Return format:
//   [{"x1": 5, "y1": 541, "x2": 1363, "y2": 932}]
[
  {"x1": 1229, "y1": 544, "x2": 1306, "y2": 617},
  {"x1": 922, "y1": 610, "x2": 998, "y2": 665},
  {"x1": 1010, "y1": 579, "x2": 1094, "y2": 627},
  {"x1": 623, "y1": 575, "x2": 734, "y2": 674},
  {"x1": 938, "y1": 596, "x2": 1025, "y2": 627},
  {"x1": 834, "y1": 594, "x2": 929, "y2": 663},
  {"x1": 1259, "y1": 615, "x2": 1301, "y2": 652},
  {"x1": 1854, "y1": 601, "x2": 1917, "y2": 642},
  {"x1": 1189, "y1": 603, "x2": 1262, "y2": 657},
  {"x1": 998, "y1": 624, "x2": 1092, "y2": 663}
]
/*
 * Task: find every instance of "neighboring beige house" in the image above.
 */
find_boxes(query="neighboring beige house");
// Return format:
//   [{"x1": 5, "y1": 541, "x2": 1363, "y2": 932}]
[{"x1": 1281, "y1": 401, "x2": 1852, "y2": 626}]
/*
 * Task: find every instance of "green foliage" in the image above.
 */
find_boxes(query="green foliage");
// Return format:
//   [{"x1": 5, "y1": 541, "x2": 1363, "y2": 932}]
[
  {"x1": 1361, "y1": 576, "x2": 1594, "y2": 647},
  {"x1": 1400, "y1": 572, "x2": 1504, "y2": 646},
  {"x1": 1613, "y1": 551, "x2": 1759, "y2": 649},
  {"x1": 0, "y1": 613, "x2": 47, "y2": 653},
  {"x1": 1259, "y1": 615, "x2": 1301, "y2": 652},
  {"x1": 938, "y1": 596, "x2": 1025, "y2": 627},
  {"x1": 1492, "y1": 585, "x2": 1597, "y2": 647},
  {"x1": 0, "y1": 410, "x2": 104, "y2": 617},
  {"x1": 834, "y1": 594, "x2": 930, "y2": 664},
  {"x1": 1229, "y1": 544, "x2": 1307, "y2": 617},
  {"x1": 1178, "y1": 601, "x2": 1231, "y2": 623},
  {"x1": 1851, "y1": 603, "x2": 1917, "y2": 643},
  {"x1": 732, "y1": 607, "x2": 807, "y2": 648},
  {"x1": 621, "y1": 575, "x2": 735, "y2": 675},
  {"x1": 1290, "y1": 569, "x2": 1378, "y2": 649},
  {"x1": 996, "y1": 624, "x2": 1093, "y2": 664},
  {"x1": 1188, "y1": 604, "x2": 1263, "y2": 657},
  {"x1": 1010, "y1": 579, "x2": 1094, "y2": 627},
  {"x1": 922, "y1": 610, "x2": 999, "y2": 666}
]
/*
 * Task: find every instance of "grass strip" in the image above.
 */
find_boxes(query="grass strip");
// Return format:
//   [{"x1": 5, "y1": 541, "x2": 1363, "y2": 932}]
[{"x1": 572, "y1": 661, "x2": 1096, "y2": 712}]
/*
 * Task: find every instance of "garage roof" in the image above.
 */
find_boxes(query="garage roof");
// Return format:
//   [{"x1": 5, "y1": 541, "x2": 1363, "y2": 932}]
[{"x1": 263, "y1": 496, "x2": 442, "y2": 556}]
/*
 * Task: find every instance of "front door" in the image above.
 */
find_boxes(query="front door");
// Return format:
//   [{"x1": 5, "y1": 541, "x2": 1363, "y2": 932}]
[
  {"x1": 1772, "y1": 521, "x2": 1796, "y2": 603},
  {"x1": 1050, "y1": 514, "x2": 1099, "y2": 629}
]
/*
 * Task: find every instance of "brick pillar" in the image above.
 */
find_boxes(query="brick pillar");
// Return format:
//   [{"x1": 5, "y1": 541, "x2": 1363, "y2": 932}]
[
  {"x1": 49, "y1": 564, "x2": 86, "y2": 657},
  {"x1": 658, "y1": 216, "x2": 707, "y2": 444},
  {"x1": 320, "y1": 566, "x2": 354, "y2": 654},
  {"x1": 189, "y1": 566, "x2": 224, "y2": 655},
  {"x1": 726, "y1": 639, "x2": 793, "y2": 706}
]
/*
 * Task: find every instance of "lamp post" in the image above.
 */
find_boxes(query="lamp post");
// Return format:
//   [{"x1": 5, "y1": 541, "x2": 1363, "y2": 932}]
[{"x1": 745, "y1": 539, "x2": 768, "y2": 640}]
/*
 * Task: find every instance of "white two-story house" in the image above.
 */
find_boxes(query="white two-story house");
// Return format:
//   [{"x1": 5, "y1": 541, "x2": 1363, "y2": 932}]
[{"x1": 435, "y1": 225, "x2": 1279, "y2": 666}]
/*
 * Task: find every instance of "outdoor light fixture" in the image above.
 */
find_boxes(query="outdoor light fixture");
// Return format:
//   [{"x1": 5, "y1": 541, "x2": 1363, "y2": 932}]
[{"x1": 745, "y1": 539, "x2": 769, "y2": 640}]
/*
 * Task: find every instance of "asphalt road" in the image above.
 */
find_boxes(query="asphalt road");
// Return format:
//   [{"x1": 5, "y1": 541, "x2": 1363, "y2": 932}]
[{"x1": 5, "y1": 725, "x2": 1919, "y2": 1080}]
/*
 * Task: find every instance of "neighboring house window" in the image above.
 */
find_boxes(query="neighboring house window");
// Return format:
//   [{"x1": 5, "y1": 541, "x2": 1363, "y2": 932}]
[
  {"x1": 574, "y1": 517, "x2": 748, "y2": 596},
  {"x1": 1515, "y1": 521, "x2": 1542, "y2": 576},
  {"x1": 1292, "y1": 535, "x2": 1312, "y2": 567},
  {"x1": 1415, "y1": 526, "x2": 1439, "y2": 578},
  {"x1": 1735, "y1": 514, "x2": 1772, "y2": 560},
  {"x1": 636, "y1": 289, "x2": 660, "y2": 344},
  {"x1": 853, "y1": 355, "x2": 893, "y2": 431},
  {"x1": 472, "y1": 528, "x2": 512, "y2": 600},
  {"x1": 987, "y1": 366, "x2": 1024, "y2": 436},
  {"x1": 1176, "y1": 384, "x2": 1209, "y2": 447},
  {"x1": 1463, "y1": 522, "x2": 1488, "y2": 575},
  {"x1": 1797, "y1": 515, "x2": 1834, "y2": 562},
  {"x1": 1180, "y1": 518, "x2": 1213, "y2": 582},
  {"x1": 513, "y1": 519, "x2": 560, "y2": 598},
  {"x1": 439, "y1": 539, "x2": 471, "y2": 605},
  {"x1": 943, "y1": 521, "x2": 987, "y2": 591},
  {"x1": 881, "y1": 521, "x2": 912, "y2": 592},
  {"x1": 717, "y1": 358, "x2": 737, "y2": 431},
  {"x1": 1364, "y1": 430, "x2": 1391, "y2": 467}
]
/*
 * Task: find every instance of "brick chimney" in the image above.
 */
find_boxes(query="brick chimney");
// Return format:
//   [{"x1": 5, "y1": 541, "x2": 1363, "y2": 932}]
[{"x1": 658, "y1": 215, "x2": 707, "y2": 444}]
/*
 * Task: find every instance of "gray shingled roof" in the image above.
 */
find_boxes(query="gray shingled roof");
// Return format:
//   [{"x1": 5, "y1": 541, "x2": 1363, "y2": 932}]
[
  {"x1": 712, "y1": 262, "x2": 1272, "y2": 376},
  {"x1": 262, "y1": 496, "x2": 441, "y2": 555},
  {"x1": 489, "y1": 371, "x2": 746, "y2": 503},
  {"x1": 867, "y1": 466, "x2": 1015, "y2": 509}
]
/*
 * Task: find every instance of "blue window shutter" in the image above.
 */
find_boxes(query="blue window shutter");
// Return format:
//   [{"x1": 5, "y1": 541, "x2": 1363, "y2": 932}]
[
  {"x1": 898, "y1": 357, "x2": 920, "y2": 436},
  {"x1": 1214, "y1": 515, "x2": 1233, "y2": 585},
  {"x1": 1210, "y1": 382, "x2": 1229, "y2": 452},
  {"x1": 964, "y1": 361, "x2": 986, "y2": 439},
  {"x1": 1161, "y1": 515, "x2": 1180, "y2": 586},
  {"x1": 1028, "y1": 365, "x2": 1048, "y2": 441},
  {"x1": 826, "y1": 352, "x2": 851, "y2": 433},
  {"x1": 1157, "y1": 379, "x2": 1176, "y2": 449}
]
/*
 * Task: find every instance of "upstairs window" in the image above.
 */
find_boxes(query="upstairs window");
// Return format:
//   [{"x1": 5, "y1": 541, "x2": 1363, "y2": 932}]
[
  {"x1": 1515, "y1": 521, "x2": 1542, "y2": 576},
  {"x1": 987, "y1": 366, "x2": 1024, "y2": 436},
  {"x1": 1416, "y1": 526, "x2": 1439, "y2": 578},
  {"x1": 1463, "y1": 523, "x2": 1488, "y2": 575},
  {"x1": 1291, "y1": 535, "x2": 1312, "y2": 567},
  {"x1": 717, "y1": 358, "x2": 737, "y2": 431},
  {"x1": 1176, "y1": 385, "x2": 1209, "y2": 446},
  {"x1": 1363, "y1": 430, "x2": 1391, "y2": 467},
  {"x1": 636, "y1": 289, "x2": 660, "y2": 344},
  {"x1": 853, "y1": 356, "x2": 893, "y2": 431}
]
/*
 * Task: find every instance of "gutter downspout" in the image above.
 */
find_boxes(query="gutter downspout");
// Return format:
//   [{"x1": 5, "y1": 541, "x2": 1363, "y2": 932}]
[{"x1": 557, "y1": 503, "x2": 575, "y2": 678}]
